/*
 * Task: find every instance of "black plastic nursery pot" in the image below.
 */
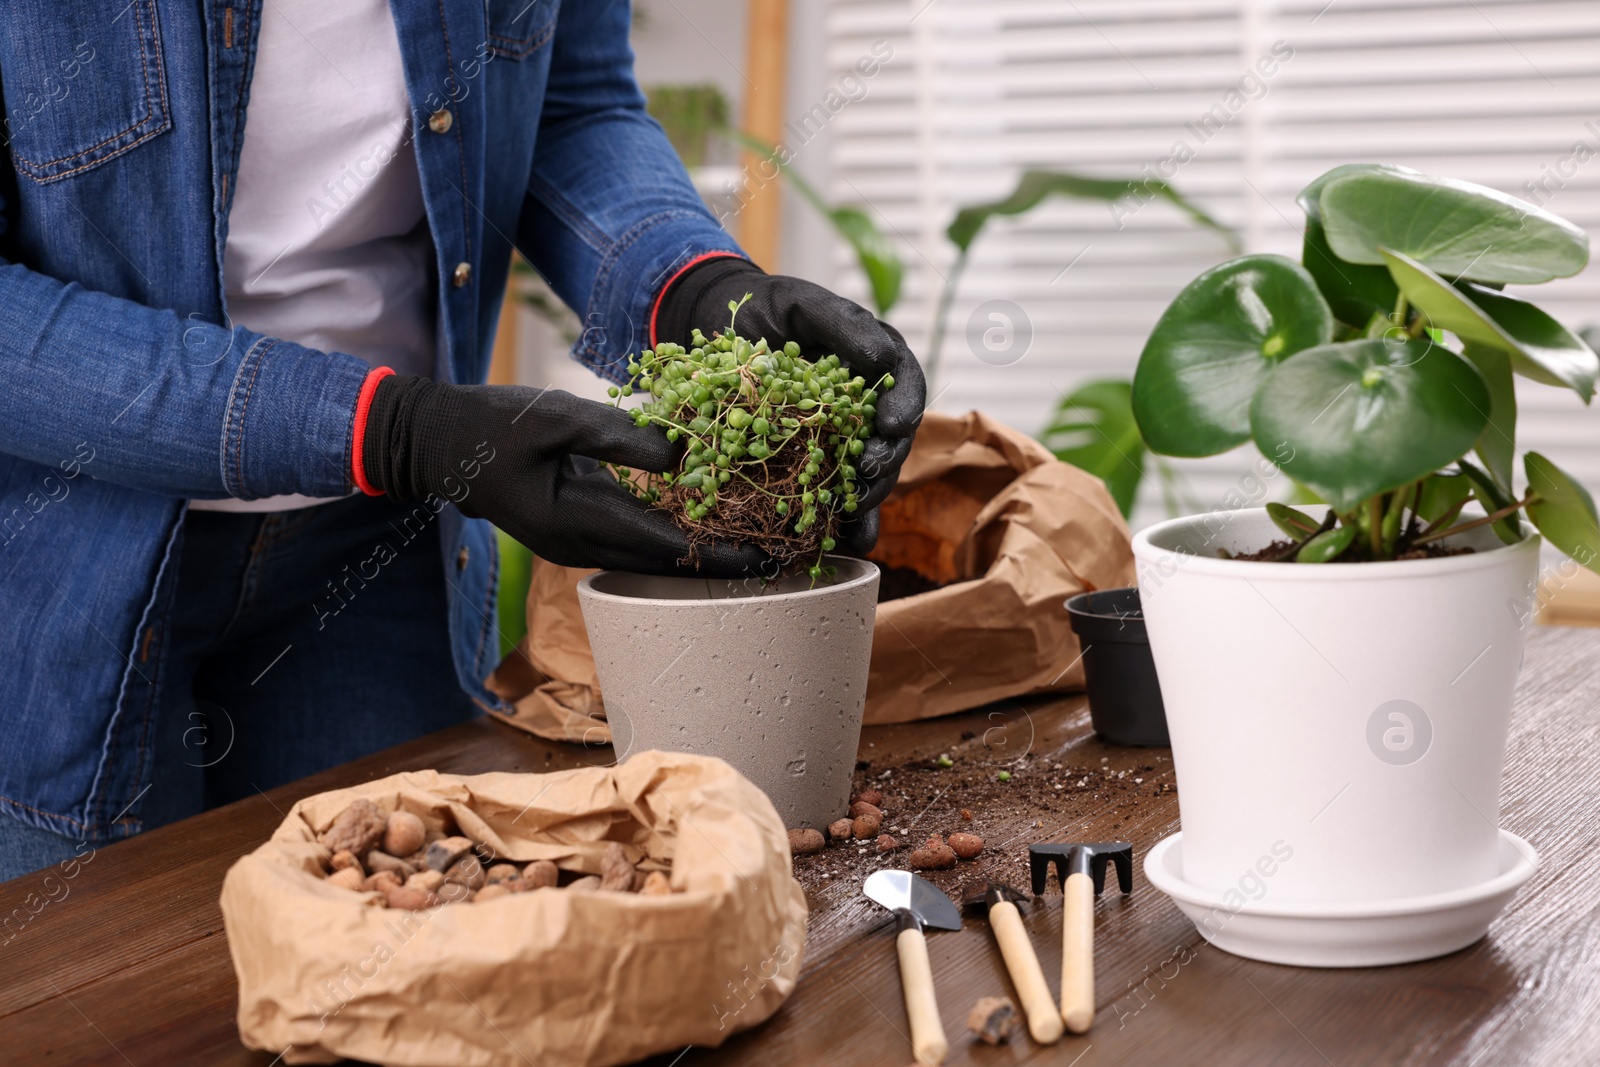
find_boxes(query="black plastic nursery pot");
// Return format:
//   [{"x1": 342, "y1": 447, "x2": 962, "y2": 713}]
[{"x1": 1064, "y1": 587, "x2": 1169, "y2": 747}]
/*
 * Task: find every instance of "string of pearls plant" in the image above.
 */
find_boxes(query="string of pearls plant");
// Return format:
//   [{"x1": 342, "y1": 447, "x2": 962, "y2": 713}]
[{"x1": 610, "y1": 295, "x2": 896, "y2": 578}]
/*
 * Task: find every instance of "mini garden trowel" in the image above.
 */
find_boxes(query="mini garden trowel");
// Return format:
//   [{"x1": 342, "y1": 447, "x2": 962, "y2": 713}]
[{"x1": 864, "y1": 869, "x2": 962, "y2": 1065}]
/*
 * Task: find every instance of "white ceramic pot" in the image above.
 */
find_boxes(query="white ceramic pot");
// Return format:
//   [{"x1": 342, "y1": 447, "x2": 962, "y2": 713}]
[
  {"x1": 1133, "y1": 508, "x2": 1539, "y2": 915},
  {"x1": 576, "y1": 557, "x2": 879, "y2": 830}
]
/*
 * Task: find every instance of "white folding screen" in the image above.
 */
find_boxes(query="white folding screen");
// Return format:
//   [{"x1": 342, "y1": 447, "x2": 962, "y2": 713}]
[{"x1": 820, "y1": 0, "x2": 1600, "y2": 525}]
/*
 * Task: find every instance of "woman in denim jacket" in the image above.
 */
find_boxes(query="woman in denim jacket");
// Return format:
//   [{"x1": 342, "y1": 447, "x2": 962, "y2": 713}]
[{"x1": 0, "y1": 0, "x2": 921, "y2": 878}]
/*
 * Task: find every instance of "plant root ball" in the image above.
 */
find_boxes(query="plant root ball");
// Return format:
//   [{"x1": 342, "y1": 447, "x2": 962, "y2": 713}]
[
  {"x1": 788, "y1": 828, "x2": 825, "y2": 855},
  {"x1": 852, "y1": 814, "x2": 882, "y2": 839},
  {"x1": 947, "y1": 833, "x2": 984, "y2": 860},
  {"x1": 909, "y1": 846, "x2": 958, "y2": 871},
  {"x1": 318, "y1": 799, "x2": 387, "y2": 857},
  {"x1": 828, "y1": 818, "x2": 855, "y2": 842},
  {"x1": 967, "y1": 996, "x2": 1019, "y2": 1045},
  {"x1": 382, "y1": 811, "x2": 426, "y2": 857}
]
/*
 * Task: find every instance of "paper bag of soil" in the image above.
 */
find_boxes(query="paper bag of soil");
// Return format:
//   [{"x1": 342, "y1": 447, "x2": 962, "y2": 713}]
[
  {"x1": 221, "y1": 753, "x2": 806, "y2": 1067},
  {"x1": 487, "y1": 409, "x2": 1133, "y2": 735}
]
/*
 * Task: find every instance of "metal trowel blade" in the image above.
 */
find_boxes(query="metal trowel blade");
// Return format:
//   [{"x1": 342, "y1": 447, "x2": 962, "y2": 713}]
[{"x1": 863, "y1": 869, "x2": 962, "y2": 931}]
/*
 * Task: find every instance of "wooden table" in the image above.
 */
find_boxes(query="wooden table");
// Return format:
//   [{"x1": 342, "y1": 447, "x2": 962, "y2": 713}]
[{"x1": 5, "y1": 625, "x2": 1598, "y2": 1065}]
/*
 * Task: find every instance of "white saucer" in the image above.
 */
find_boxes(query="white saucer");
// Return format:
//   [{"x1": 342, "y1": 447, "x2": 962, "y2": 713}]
[{"x1": 1143, "y1": 829, "x2": 1539, "y2": 967}]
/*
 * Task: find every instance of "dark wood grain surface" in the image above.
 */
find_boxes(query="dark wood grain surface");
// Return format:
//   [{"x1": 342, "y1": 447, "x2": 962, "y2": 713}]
[{"x1": 4, "y1": 625, "x2": 1597, "y2": 1066}]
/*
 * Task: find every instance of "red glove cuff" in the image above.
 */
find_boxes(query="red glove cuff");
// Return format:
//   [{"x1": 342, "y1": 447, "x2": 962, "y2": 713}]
[
  {"x1": 351, "y1": 365, "x2": 396, "y2": 496},
  {"x1": 648, "y1": 251, "x2": 746, "y2": 348}
]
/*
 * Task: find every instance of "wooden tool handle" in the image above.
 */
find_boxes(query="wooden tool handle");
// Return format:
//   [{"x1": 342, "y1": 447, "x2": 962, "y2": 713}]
[
  {"x1": 1061, "y1": 871, "x2": 1095, "y2": 1033},
  {"x1": 989, "y1": 899, "x2": 1064, "y2": 1045},
  {"x1": 896, "y1": 926, "x2": 948, "y2": 1065}
]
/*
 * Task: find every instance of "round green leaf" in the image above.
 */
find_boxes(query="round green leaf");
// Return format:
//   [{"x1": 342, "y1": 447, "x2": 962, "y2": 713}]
[
  {"x1": 1296, "y1": 167, "x2": 1423, "y2": 328},
  {"x1": 1415, "y1": 471, "x2": 1472, "y2": 524},
  {"x1": 1462, "y1": 285, "x2": 1598, "y2": 401},
  {"x1": 1525, "y1": 452, "x2": 1600, "y2": 571},
  {"x1": 1296, "y1": 163, "x2": 1422, "y2": 222},
  {"x1": 1457, "y1": 457, "x2": 1523, "y2": 544},
  {"x1": 1249, "y1": 338, "x2": 1489, "y2": 513},
  {"x1": 1459, "y1": 345, "x2": 1516, "y2": 490},
  {"x1": 1302, "y1": 217, "x2": 1398, "y2": 329},
  {"x1": 1380, "y1": 248, "x2": 1597, "y2": 401},
  {"x1": 1320, "y1": 170, "x2": 1589, "y2": 284},
  {"x1": 1133, "y1": 255, "x2": 1334, "y2": 457},
  {"x1": 1296, "y1": 522, "x2": 1356, "y2": 563}
]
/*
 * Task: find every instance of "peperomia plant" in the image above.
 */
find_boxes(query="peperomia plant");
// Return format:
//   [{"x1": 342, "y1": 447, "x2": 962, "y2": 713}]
[{"x1": 1131, "y1": 163, "x2": 1600, "y2": 567}]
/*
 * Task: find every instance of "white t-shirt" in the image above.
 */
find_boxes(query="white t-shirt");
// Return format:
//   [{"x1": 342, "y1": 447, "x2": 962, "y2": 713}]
[{"x1": 193, "y1": 0, "x2": 435, "y2": 513}]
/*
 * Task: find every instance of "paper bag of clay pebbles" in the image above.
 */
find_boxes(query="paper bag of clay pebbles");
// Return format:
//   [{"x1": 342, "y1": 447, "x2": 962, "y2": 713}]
[{"x1": 221, "y1": 752, "x2": 807, "y2": 1067}]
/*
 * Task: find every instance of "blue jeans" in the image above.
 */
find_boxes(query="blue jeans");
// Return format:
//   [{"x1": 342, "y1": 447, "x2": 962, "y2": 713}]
[{"x1": 0, "y1": 494, "x2": 477, "y2": 881}]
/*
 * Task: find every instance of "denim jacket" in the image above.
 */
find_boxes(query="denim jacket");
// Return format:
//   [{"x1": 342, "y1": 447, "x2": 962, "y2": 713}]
[{"x1": 0, "y1": 0, "x2": 741, "y2": 840}]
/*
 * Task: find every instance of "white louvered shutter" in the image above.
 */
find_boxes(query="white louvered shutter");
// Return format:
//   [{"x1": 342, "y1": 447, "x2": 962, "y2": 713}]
[{"x1": 819, "y1": 0, "x2": 1600, "y2": 526}]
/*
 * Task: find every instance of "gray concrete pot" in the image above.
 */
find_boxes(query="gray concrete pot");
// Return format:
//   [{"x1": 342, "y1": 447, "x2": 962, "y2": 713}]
[{"x1": 576, "y1": 557, "x2": 879, "y2": 830}]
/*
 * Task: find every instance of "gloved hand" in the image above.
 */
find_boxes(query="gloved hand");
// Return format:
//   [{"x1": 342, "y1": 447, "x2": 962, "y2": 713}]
[
  {"x1": 653, "y1": 256, "x2": 926, "y2": 553},
  {"x1": 357, "y1": 373, "x2": 768, "y2": 576}
]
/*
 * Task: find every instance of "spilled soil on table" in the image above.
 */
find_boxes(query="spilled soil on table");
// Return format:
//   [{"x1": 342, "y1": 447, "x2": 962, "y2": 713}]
[{"x1": 790, "y1": 742, "x2": 1176, "y2": 912}]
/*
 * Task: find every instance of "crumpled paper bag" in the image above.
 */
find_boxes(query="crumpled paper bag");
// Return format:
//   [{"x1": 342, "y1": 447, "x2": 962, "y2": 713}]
[
  {"x1": 221, "y1": 753, "x2": 807, "y2": 1067},
  {"x1": 486, "y1": 410, "x2": 1134, "y2": 735}
]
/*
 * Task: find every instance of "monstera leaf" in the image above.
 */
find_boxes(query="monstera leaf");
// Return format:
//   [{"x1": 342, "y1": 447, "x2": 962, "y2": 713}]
[
  {"x1": 946, "y1": 169, "x2": 1238, "y2": 254},
  {"x1": 1249, "y1": 338, "x2": 1489, "y2": 513},
  {"x1": 1041, "y1": 378, "x2": 1145, "y2": 517},
  {"x1": 1133, "y1": 255, "x2": 1333, "y2": 457}
]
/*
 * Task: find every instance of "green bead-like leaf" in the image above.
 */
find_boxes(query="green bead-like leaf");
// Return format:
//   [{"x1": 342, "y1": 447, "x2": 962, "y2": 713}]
[
  {"x1": 1380, "y1": 249, "x2": 1597, "y2": 402},
  {"x1": 1526, "y1": 451, "x2": 1600, "y2": 572},
  {"x1": 1249, "y1": 338, "x2": 1489, "y2": 513},
  {"x1": 1039, "y1": 379, "x2": 1145, "y2": 518},
  {"x1": 1320, "y1": 170, "x2": 1589, "y2": 284},
  {"x1": 1133, "y1": 255, "x2": 1334, "y2": 457},
  {"x1": 1296, "y1": 523, "x2": 1356, "y2": 563},
  {"x1": 1459, "y1": 345, "x2": 1516, "y2": 490}
]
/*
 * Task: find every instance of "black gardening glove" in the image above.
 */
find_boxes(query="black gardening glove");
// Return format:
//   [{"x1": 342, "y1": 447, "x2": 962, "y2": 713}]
[
  {"x1": 360, "y1": 375, "x2": 768, "y2": 576},
  {"x1": 654, "y1": 257, "x2": 926, "y2": 554}
]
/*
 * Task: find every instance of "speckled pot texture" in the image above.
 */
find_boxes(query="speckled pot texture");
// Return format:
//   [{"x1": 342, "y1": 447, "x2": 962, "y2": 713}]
[{"x1": 577, "y1": 557, "x2": 879, "y2": 830}]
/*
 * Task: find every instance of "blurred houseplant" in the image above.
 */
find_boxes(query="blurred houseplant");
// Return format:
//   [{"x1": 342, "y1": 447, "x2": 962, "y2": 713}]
[
  {"x1": 1129, "y1": 165, "x2": 1598, "y2": 965},
  {"x1": 735, "y1": 133, "x2": 1235, "y2": 516}
]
